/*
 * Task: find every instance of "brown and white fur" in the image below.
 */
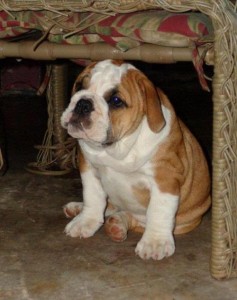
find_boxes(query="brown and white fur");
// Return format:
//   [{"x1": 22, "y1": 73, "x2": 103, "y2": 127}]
[{"x1": 61, "y1": 60, "x2": 211, "y2": 260}]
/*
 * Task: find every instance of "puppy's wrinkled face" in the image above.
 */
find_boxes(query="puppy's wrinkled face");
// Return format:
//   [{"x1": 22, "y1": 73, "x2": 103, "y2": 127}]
[{"x1": 61, "y1": 60, "x2": 165, "y2": 146}]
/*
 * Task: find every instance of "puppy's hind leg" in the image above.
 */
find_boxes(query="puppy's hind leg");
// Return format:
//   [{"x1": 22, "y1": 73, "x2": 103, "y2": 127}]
[
  {"x1": 105, "y1": 211, "x2": 142, "y2": 242},
  {"x1": 63, "y1": 202, "x2": 83, "y2": 218}
]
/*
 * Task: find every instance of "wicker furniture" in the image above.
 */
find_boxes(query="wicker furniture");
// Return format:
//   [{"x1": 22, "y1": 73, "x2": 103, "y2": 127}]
[{"x1": 0, "y1": 0, "x2": 236, "y2": 279}]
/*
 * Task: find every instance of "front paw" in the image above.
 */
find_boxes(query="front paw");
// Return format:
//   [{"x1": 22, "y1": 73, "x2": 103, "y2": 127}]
[
  {"x1": 65, "y1": 215, "x2": 103, "y2": 238},
  {"x1": 135, "y1": 234, "x2": 175, "y2": 260}
]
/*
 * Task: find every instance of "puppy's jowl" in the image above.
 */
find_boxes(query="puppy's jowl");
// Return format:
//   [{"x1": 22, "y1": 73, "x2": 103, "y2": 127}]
[{"x1": 61, "y1": 60, "x2": 211, "y2": 260}]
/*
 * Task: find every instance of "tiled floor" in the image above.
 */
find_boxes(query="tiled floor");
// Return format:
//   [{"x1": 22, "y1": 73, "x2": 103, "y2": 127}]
[{"x1": 0, "y1": 62, "x2": 236, "y2": 299}]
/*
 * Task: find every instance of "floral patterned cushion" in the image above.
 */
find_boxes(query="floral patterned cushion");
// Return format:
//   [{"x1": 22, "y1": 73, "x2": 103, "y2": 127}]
[
  {"x1": 0, "y1": 10, "x2": 213, "y2": 89},
  {"x1": 88, "y1": 11, "x2": 212, "y2": 51},
  {"x1": 0, "y1": 10, "x2": 212, "y2": 47}
]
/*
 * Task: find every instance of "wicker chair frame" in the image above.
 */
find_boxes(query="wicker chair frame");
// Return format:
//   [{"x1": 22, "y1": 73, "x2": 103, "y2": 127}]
[{"x1": 0, "y1": 0, "x2": 236, "y2": 279}]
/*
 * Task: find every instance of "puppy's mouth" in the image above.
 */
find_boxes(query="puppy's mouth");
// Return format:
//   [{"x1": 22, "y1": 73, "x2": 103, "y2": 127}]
[
  {"x1": 69, "y1": 98, "x2": 93, "y2": 129},
  {"x1": 65, "y1": 114, "x2": 112, "y2": 146},
  {"x1": 64, "y1": 98, "x2": 94, "y2": 138},
  {"x1": 68, "y1": 113, "x2": 91, "y2": 130}
]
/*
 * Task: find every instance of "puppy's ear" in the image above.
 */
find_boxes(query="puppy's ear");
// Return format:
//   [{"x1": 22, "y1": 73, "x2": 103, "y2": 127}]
[
  {"x1": 72, "y1": 76, "x2": 81, "y2": 95},
  {"x1": 140, "y1": 78, "x2": 166, "y2": 133},
  {"x1": 72, "y1": 61, "x2": 97, "y2": 95}
]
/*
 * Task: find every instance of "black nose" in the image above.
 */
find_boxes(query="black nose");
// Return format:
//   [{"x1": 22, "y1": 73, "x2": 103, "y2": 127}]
[{"x1": 74, "y1": 98, "x2": 93, "y2": 115}]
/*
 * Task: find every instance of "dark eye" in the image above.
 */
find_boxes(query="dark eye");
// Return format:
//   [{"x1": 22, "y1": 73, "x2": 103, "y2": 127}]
[{"x1": 109, "y1": 95, "x2": 125, "y2": 109}]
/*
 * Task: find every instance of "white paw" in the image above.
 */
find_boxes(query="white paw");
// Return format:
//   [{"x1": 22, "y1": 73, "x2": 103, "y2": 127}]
[
  {"x1": 65, "y1": 215, "x2": 103, "y2": 238},
  {"x1": 63, "y1": 202, "x2": 83, "y2": 218},
  {"x1": 135, "y1": 234, "x2": 175, "y2": 260}
]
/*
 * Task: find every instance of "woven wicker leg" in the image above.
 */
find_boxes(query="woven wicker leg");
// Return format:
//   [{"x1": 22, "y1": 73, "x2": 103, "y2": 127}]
[
  {"x1": 26, "y1": 63, "x2": 77, "y2": 175},
  {"x1": 209, "y1": 2, "x2": 237, "y2": 280}
]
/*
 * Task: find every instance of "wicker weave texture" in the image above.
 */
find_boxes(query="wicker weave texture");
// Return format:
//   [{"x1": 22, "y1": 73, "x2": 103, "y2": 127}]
[
  {"x1": 0, "y1": 0, "x2": 196, "y2": 12},
  {"x1": 27, "y1": 64, "x2": 77, "y2": 176},
  {"x1": 0, "y1": 0, "x2": 235, "y2": 13},
  {"x1": 209, "y1": 1, "x2": 237, "y2": 279},
  {"x1": 0, "y1": 0, "x2": 236, "y2": 279}
]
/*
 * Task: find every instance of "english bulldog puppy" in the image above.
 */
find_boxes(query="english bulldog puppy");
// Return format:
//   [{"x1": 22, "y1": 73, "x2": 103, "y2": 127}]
[{"x1": 61, "y1": 59, "x2": 211, "y2": 260}]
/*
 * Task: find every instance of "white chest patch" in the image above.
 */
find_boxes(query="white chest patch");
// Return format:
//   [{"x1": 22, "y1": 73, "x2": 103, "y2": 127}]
[{"x1": 98, "y1": 165, "x2": 149, "y2": 216}]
